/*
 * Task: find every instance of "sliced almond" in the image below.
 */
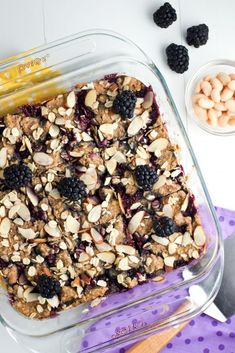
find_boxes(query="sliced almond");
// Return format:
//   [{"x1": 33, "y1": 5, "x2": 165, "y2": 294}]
[
  {"x1": 18, "y1": 227, "x2": 36, "y2": 240},
  {"x1": 127, "y1": 116, "x2": 143, "y2": 136},
  {"x1": 17, "y1": 203, "x2": 31, "y2": 221},
  {"x1": 153, "y1": 175, "x2": 166, "y2": 190},
  {"x1": 0, "y1": 218, "x2": 11, "y2": 238},
  {"x1": 128, "y1": 255, "x2": 140, "y2": 264},
  {"x1": 128, "y1": 210, "x2": 145, "y2": 234},
  {"x1": 162, "y1": 204, "x2": 173, "y2": 218},
  {"x1": 67, "y1": 91, "x2": 76, "y2": 108},
  {"x1": 118, "y1": 257, "x2": 131, "y2": 271},
  {"x1": 47, "y1": 295, "x2": 59, "y2": 308},
  {"x1": 33, "y1": 152, "x2": 53, "y2": 166},
  {"x1": 192, "y1": 250, "x2": 200, "y2": 259},
  {"x1": 106, "y1": 159, "x2": 117, "y2": 175},
  {"x1": 49, "y1": 124, "x2": 60, "y2": 138},
  {"x1": 117, "y1": 193, "x2": 125, "y2": 214},
  {"x1": 26, "y1": 187, "x2": 38, "y2": 206},
  {"x1": 85, "y1": 89, "x2": 97, "y2": 107},
  {"x1": 8, "y1": 204, "x2": 21, "y2": 219},
  {"x1": 99, "y1": 123, "x2": 114, "y2": 138},
  {"x1": 182, "y1": 232, "x2": 193, "y2": 247},
  {"x1": 0, "y1": 147, "x2": 7, "y2": 168},
  {"x1": 97, "y1": 252, "x2": 115, "y2": 264},
  {"x1": 96, "y1": 242, "x2": 112, "y2": 252},
  {"x1": 44, "y1": 223, "x2": 61, "y2": 237},
  {"x1": 152, "y1": 234, "x2": 169, "y2": 246},
  {"x1": 66, "y1": 215, "x2": 80, "y2": 233},
  {"x1": 168, "y1": 243, "x2": 178, "y2": 255},
  {"x1": 116, "y1": 244, "x2": 136, "y2": 255},
  {"x1": 79, "y1": 252, "x2": 90, "y2": 262},
  {"x1": 194, "y1": 226, "x2": 206, "y2": 246},
  {"x1": 142, "y1": 91, "x2": 154, "y2": 109},
  {"x1": 148, "y1": 138, "x2": 169, "y2": 153},
  {"x1": 88, "y1": 205, "x2": 102, "y2": 223},
  {"x1": 164, "y1": 256, "x2": 175, "y2": 267},
  {"x1": 90, "y1": 228, "x2": 103, "y2": 244},
  {"x1": 181, "y1": 194, "x2": 189, "y2": 212}
]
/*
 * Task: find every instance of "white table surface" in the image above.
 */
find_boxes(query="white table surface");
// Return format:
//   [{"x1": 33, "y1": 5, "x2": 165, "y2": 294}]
[{"x1": 0, "y1": 0, "x2": 234, "y2": 351}]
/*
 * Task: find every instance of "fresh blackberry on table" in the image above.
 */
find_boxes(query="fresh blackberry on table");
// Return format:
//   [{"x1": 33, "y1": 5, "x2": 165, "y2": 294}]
[
  {"x1": 57, "y1": 177, "x2": 87, "y2": 202},
  {"x1": 37, "y1": 275, "x2": 61, "y2": 299},
  {"x1": 153, "y1": 216, "x2": 177, "y2": 237},
  {"x1": 134, "y1": 165, "x2": 158, "y2": 191},
  {"x1": 112, "y1": 90, "x2": 137, "y2": 119},
  {"x1": 153, "y1": 2, "x2": 177, "y2": 28},
  {"x1": 186, "y1": 24, "x2": 209, "y2": 48},
  {"x1": 3, "y1": 164, "x2": 32, "y2": 189},
  {"x1": 166, "y1": 43, "x2": 189, "y2": 73}
]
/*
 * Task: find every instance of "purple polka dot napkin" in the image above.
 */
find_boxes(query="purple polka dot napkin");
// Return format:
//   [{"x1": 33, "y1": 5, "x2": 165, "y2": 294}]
[{"x1": 115, "y1": 207, "x2": 235, "y2": 353}]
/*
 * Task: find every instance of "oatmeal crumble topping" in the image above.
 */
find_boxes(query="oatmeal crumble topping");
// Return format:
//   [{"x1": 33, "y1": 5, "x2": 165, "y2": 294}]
[{"x1": 0, "y1": 75, "x2": 206, "y2": 319}]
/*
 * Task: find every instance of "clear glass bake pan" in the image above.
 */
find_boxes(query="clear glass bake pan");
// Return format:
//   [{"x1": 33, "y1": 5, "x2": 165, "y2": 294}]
[{"x1": 0, "y1": 30, "x2": 223, "y2": 353}]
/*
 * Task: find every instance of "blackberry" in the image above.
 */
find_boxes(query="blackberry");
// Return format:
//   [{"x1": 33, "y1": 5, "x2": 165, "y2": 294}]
[
  {"x1": 186, "y1": 24, "x2": 209, "y2": 48},
  {"x1": 112, "y1": 90, "x2": 137, "y2": 119},
  {"x1": 153, "y1": 216, "x2": 177, "y2": 237},
  {"x1": 57, "y1": 177, "x2": 87, "y2": 201},
  {"x1": 134, "y1": 165, "x2": 158, "y2": 191},
  {"x1": 4, "y1": 164, "x2": 32, "y2": 189},
  {"x1": 37, "y1": 275, "x2": 61, "y2": 299},
  {"x1": 153, "y1": 2, "x2": 177, "y2": 28},
  {"x1": 166, "y1": 43, "x2": 189, "y2": 74}
]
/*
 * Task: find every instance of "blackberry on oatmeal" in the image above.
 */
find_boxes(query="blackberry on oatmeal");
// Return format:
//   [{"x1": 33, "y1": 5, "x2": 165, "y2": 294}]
[{"x1": 0, "y1": 75, "x2": 206, "y2": 319}]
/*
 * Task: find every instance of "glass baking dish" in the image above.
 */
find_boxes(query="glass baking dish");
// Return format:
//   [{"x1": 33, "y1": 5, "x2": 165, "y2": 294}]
[{"x1": 0, "y1": 30, "x2": 223, "y2": 353}]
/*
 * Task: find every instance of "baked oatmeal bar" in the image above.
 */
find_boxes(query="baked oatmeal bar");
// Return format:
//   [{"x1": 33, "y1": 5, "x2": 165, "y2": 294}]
[{"x1": 0, "y1": 75, "x2": 206, "y2": 319}]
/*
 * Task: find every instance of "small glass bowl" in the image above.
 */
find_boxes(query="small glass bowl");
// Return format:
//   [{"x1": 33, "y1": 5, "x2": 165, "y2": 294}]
[{"x1": 185, "y1": 59, "x2": 235, "y2": 136}]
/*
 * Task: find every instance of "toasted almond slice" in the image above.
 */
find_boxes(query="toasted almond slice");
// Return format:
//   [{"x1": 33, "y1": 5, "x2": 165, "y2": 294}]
[
  {"x1": 112, "y1": 151, "x2": 127, "y2": 163},
  {"x1": 18, "y1": 227, "x2": 36, "y2": 240},
  {"x1": 47, "y1": 295, "x2": 59, "y2": 308},
  {"x1": 79, "y1": 252, "x2": 90, "y2": 262},
  {"x1": 66, "y1": 91, "x2": 76, "y2": 108},
  {"x1": 153, "y1": 175, "x2": 166, "y2": 190},
  {"x1": 164, "y1": 256, "x2": 175, "y2": 267},
  {"x1": 182, "y1": 232, "x2": 193, "y2": 246},
  {"x1": 162, "y1": 204, "x2": 173, "y2": 218},
  {"x1": 148, "y1": 138, "x2": 169, "y2": 152},
  {"x1": 96, "y1": 242, "x2": 112, "y2": 252},
  {"x1": 0, "y1": 218, "x2": 11, "y2": 238},
  {"x1": 168, "y1": 243, "x2": 177, "y2": 255},
  {"x1": 66, "y1": 215, "x2": 80, "y2": 233},
  {"x1": 0, "y1": 147, "x2": 7, "y2": 168},
  {"x1": 105, "y1": 159, "x2": 117, "y2": 175},
  {"x1": 152, "y1": 234, "x2": 169, "y2": 246},
  {"x1": 181, "y1": 194, "x2": 189, "y2": 212},
  {"x1": 44, "y1": 223, "x2": 61, "y2": 237},
  {"x1": 128, "y1": 255, "x2": 140, "y2": 264},
  {"x1": 118, "y1": 257, "x2": 131, "y2": 271},
  {"x1": 33, "y1": 152, "x2": 53, "y2": 166},
  {"x1": 26, "y1": 187, "x2": 39, "y2": 206},
  {"x1": 127, "y1": 116, "x2": 143, "y2": 136},
  {"x1": 116, "y1": 244, "x2": 136, "y2": 255},
  {"x1": 85, "y1": 89, "x2": 97, "y2": 107},
  {"x1": 194, "y1": 226, "x2": 206, "y2": 246},
  {"x1": 128, "y1": 210, "x2": 145, "y2": 234},
  {"x1": 8, "y1": 204, "x2": 21, "y2": 219},
  {"x1": 143, "y1": 91, "x2": 154, "y2": 109},
  {"x1": 49, "y1": 124, "x2": 60, "y2": 138},
  {"x1": 117, "y1": 193, "x2": 125, "y2": 214},
  {"x1": 97, "y1": 252, "x2": 115, "y2": 264},
  {"x1": 88, "y1": 205, "x2": 102, "y2": 223},
  {"x1": 17, "y1": 203, "x2": 31, "y2": 221},
  {"x1": 90, "y1": 228, "x2": 103, "y2": 244},
  {"x1": 99, "y1": 123, "x2": 114, "y2": 138}
]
